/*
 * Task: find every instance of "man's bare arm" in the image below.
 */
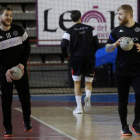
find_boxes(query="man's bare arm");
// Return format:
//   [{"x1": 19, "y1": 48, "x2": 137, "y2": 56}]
[
  {"x1": 105, "y1": 37, "x2": 124, "y2": 53},
  {"x1": 105, "y1": 43, "x2": 116, "y2": 52}
]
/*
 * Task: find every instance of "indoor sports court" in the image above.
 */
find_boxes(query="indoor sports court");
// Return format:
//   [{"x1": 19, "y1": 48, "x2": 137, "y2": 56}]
[
  {"x1": 0, "y1": 92, "x2": 139, "y2": 140},
  {"x1": 0, "y1": 0, "x2": 140, "y2": 140}
]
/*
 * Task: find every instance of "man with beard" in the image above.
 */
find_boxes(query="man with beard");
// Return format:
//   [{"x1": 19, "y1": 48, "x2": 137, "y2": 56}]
[
  {"x1": 0, "y1": 7, "x2": 32, "y2": 137},
  {"x1": 106, "y1": 4, "x2": 140, "y2": 136}
]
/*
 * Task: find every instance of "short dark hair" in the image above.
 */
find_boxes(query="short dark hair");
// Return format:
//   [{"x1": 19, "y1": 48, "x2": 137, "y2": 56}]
[
  {"x1": 0, "y1": 7, "x2": 12, "y2": 15},
  {"x1": 70, "y1": 10, "x2": 81, "y2": 22}
]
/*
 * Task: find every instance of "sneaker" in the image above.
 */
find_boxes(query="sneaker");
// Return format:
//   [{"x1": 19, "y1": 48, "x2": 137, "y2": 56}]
[
  {"x1": 23, "y1": 122, "x2": 32, "y2": 132},
  {"x1": 73, "y1": 107, "x2": 83, "y2": 114},
  {"x1": 131, "y1": 123, "x2": 140, "y2": 135},
  {"x1": 121, "y1": 125, "x2": 132, "y2": 136},
  {"x1": 84, "y1": 97, "x2": 91, "y2": 113},
  {"x1": 4, "y1": 128, "x2": 13, "y2": 137}
]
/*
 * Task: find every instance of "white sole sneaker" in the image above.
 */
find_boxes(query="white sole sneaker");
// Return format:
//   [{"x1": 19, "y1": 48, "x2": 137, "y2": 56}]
[
  {"x1": 73, "y1": 108, "x2": 83, "y2": 114},
  {"x1": 84, "y1": 97, "x2": 91, "y2": 113}
]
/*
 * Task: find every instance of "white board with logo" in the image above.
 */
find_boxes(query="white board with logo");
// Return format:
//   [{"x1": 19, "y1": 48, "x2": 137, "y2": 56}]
[{"x1": 37, "y1": 0, "x2": 138, "y2": 45}]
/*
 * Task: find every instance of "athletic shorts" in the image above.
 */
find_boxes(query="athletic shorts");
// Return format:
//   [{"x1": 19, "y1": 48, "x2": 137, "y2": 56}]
[{"x1": 71, "y1": 57, "x2": 95, "y2": 81}]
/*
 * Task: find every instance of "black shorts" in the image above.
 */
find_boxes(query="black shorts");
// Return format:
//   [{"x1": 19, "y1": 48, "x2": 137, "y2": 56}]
[{"x1": 71, "y1": 57, "x2": 95, "y2": 77}]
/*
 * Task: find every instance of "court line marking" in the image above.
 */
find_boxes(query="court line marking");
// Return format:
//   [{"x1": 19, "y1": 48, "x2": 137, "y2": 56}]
[
  {"x1": 15, "y1": 108, "x2": 77, "y2": 140},
  {"x1": 64, "y1": 107, "x2": 133, "y2": 119},
  {"x1": 65, "y1": 107, "x2": 73, "y2": 111}
]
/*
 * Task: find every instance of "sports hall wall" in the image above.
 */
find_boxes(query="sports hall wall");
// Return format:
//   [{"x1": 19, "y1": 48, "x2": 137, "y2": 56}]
[{"x1": 0, "y1": 0, "x2": 139, "y2": 92}]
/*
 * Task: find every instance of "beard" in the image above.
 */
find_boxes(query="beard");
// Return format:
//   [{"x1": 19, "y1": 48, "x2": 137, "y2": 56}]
[
  {"x1": 1, "y1": 19, "x2": 12, "y2": 27},
  {"x1": 119, "y1": 16, "x2": 128, "y2": 26}
]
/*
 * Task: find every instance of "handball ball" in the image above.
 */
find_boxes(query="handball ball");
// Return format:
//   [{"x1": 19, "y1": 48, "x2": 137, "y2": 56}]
[
  {"x1": 120, "y1": 37, "x2": 134, "y2": 51},
  {"x1": 11, "y1": 66, "x2": 23, "y2": 80}
]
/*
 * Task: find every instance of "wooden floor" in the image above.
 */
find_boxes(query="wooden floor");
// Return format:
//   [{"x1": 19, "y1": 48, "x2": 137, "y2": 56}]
[{"x1": 0, "y1": 94, "x2": 139, "y2": 140}]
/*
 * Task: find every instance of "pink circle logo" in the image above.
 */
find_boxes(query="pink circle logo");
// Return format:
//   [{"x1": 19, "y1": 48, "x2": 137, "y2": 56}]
[{"x1": 81, "y1": 6, "x2": 106, "y2": 23}]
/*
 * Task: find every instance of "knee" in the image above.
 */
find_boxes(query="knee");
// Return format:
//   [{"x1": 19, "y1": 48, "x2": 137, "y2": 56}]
[
  {"x1": 118, "y1": 99, "x2": 128, "y2": 106},
  {"x1": 1, "y1": 94, "x2": 12, "y2": 102},
  {"x1": 19, "y1": 96, "x2": 30, "y2": 103},
  {"x1": 85, "y1": 81, "x2": 92, "y2": 85},
  {"x1": 74, "y1": 81, "x2": 81, "y2": 85}
]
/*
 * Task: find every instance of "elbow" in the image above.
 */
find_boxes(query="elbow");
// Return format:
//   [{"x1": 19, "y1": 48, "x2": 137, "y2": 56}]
[
  {"x1": 105, "y1": 46, "x2": 109, "y2": 53},
  {"x1": 105, "y1": 50, "x2": 109, "y2": 53},
  {"x1": 105, "y1": 47, "x2": 111, "y2": 53}
]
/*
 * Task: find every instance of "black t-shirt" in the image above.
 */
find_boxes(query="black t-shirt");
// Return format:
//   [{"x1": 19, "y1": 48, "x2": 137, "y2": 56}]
[
  {"x1": 61, "y1": 23, "x2": 99, "y2": 59},
  {"x1": 107, "y1": 22, "x2": 140, "y2": 76},
  {"x1": 0, "y1": 24, "x2": 31, "y2": 75}
]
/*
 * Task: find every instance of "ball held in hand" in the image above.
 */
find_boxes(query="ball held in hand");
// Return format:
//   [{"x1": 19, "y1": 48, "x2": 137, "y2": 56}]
[
  {"x1": 11, "y1": 66, "x2": 23, "y2": 80},
  {"x1": 120, "y1": 37, "x2": 134, "y2": 51}
]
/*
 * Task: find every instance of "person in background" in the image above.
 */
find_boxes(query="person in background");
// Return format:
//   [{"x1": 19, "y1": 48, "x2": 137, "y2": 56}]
[{"x1": 61, "y1": 10, "x2": 99, "y2": 114}]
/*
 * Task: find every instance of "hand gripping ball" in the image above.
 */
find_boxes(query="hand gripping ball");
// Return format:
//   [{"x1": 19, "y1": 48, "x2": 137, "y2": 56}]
[
  {"x1": 120, "y1": 37, "x2": 134, "y2": 51},
  {"x1": 11, "y1": 66, "x2": 23, "y2": 80}
]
